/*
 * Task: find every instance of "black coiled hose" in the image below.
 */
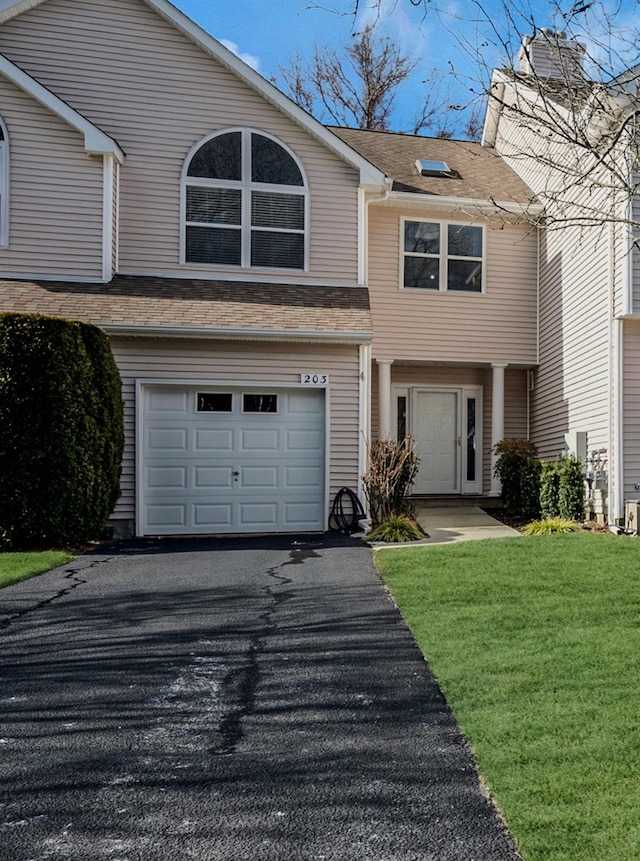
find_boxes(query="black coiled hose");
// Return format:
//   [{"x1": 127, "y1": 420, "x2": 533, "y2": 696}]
[{"x1": 328, "y1": 487, "x2": 366, "y2": 534}]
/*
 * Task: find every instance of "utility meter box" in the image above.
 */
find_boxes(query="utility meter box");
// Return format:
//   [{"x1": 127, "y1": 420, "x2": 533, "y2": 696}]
[
  {"x1": 625, "y1": 500, "x2": 640, "y2": 535},
  {"x1": 564, "y1": 430, "x2": 587, "y2": 463}
]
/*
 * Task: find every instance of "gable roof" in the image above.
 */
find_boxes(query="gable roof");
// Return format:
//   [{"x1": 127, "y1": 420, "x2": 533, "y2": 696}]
[
  {"x1": 330, "y1": 126, "x2": 538, "y2": 211},
  {"x1": 0, "y1": 51, "x2": 125, "y2": 160},
  {"x1": 0, "y1": 0, "x2": 388, "y2": 188}
]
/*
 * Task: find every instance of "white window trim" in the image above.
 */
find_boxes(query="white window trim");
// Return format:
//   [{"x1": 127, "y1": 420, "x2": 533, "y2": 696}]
[
  {"x1": 180, "y1": 127, "x2": 309, "y2": 271},
  {"x1": 400, "y1": 217, "x2": 486, "y2": 294},
  {"x1": 0, "y1": 116, "x2": 9, "y2": 248}
]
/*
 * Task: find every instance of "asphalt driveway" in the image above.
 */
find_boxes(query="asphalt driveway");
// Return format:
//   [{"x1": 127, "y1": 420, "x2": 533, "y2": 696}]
[{"x1": 0, "y1": 534, "x2": 522, "y2": 861}]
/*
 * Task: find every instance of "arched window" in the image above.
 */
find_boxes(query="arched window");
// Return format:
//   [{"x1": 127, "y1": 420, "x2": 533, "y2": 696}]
[
  {"x1": 183, "y1": 129, "x2": 307, "y2": 270},
  {"x1": 0, "y1": 119, "x2": 8, "y2": 247}
]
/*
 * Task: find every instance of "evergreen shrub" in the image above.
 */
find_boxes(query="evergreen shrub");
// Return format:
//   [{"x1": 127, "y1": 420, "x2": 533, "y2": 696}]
[
  {"x1": 493, "y1": 438, "x2": 541, "y2": 520},
  {"x1": 540, "y1": 459, "x2": 561, "y2": 519},
  {"x1": 0, "y1": 313, "x2": 124, "y2": 548},
  {"x1": 540, "y1": 455, "x2": 585, "y2": 522}
]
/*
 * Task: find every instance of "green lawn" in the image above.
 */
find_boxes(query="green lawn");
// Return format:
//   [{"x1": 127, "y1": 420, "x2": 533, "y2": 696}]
[
  {"x1": 0, "y1": 550, "x2": 75, "y2": 589},
  {"x1": 376, "y1": 532, "x2": 640, "y2": 861}
]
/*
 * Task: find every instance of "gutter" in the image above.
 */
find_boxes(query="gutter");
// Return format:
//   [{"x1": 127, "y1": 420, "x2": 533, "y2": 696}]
[
  {"x1": 101, "y1": 323, "x2": 373, "y2": 345},
  {"x1": 384, "y1": 190, "x2": 543, "y2": 219}
]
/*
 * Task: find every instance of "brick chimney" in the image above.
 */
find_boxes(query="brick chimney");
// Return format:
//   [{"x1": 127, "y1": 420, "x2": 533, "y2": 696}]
[{"x1": 519, "y1": 30, "x2": 585, "y2": 79}]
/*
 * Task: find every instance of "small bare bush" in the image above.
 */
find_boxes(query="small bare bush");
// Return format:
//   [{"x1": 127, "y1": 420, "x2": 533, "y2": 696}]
[{"x1": 362, "y1": 436, "x2": 419, "y2": 527}]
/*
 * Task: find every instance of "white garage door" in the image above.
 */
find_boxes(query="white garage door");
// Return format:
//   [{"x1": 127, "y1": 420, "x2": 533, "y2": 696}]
[{"x1": 141, "y1": 385, "x2": 326, "y2": 535}]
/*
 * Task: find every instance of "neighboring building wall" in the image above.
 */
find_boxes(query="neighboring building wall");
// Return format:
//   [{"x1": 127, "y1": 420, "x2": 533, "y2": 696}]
[
  {"x1": 530, "y1": 223, "x2": 611, "y2": 458},
  {"x1": 367, "y1": 204, "x2": 538, "y2": 364},
  {"x1": 0, "y1": 0, "x2": 361, "y2": 284},
  {"x1": 0, "y1": 77, "x2": 104, "y2": 278},
  {"x1": 370, "y1": 364, "x2": 529, "y2": 493},
  {"x1": 494, "y1": 91, "x2": 613, "y2": 460},
  {"x1": 109, "y1": 336, "x2": 363, "y2": 526}
]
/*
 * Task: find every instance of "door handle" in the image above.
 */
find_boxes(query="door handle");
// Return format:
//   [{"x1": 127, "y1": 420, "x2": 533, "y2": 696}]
[{"x1": 456, "y1": 436, "x2": 462, "y2": 447}]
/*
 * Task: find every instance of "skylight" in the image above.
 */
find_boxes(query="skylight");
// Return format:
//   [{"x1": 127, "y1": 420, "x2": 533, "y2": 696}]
[{"x1": 416, "y1": 158, "x2": 451, "y2": 177}]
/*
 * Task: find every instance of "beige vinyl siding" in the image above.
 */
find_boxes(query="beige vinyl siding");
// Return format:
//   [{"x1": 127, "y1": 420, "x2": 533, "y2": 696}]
[
  {"x1": 0, "y1": 0, "x2": 360, "y2": 283},
  {"x1": 108, "y1": 337, "x2": 361, "y2": 524},
  {"x1": 529, "y1": 222, "x2": 611, "y2": 458},
  {"x1": 370, "y1": 364, "x2": 528, "y2": 494},
  {"x1": 368, "y1": 205, "x2": 538, "y2": 364},
  {"x1": 623, "y1": 321, "x2": 640, "y2": 497},
  {"x1": 0, "y1": 77, "x2": 103, "y2": 277},
  {"x1": 495, "y1": 97, "x2": 612, "y2": 461}
]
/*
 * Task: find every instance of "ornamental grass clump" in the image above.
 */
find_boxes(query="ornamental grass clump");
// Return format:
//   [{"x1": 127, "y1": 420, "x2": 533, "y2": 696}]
[
  {"x1": 522, "y1": 517, "x2": 581, "y2": 535},
  {"x1": 368, "y1": 514, "x2": 425, "y2": 543}
]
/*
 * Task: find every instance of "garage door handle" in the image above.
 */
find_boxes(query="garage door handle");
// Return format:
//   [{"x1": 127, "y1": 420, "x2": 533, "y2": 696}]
[{"x1": 233, "y1": 470, "x2": 240, "y2": 478}]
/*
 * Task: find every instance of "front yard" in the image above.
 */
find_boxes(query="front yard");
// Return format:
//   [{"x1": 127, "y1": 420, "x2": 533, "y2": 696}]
[
  {"x1": 376, "y1": 532, "x2": 640, "y2": 861},
  {"x1": 0, "y1": 551, "x2": 75, "y2": 589}
]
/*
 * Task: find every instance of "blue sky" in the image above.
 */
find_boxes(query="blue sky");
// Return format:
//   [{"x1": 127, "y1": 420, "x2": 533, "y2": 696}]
[{"x1": 171, "y1": 0, "x2": 640, "y2": 135}]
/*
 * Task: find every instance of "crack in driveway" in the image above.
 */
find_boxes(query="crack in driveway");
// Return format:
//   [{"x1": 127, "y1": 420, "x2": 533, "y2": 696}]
[
  {"x1": 0, "y1": 557, "x2": 113, "y2": 630},
  {"x1": 211, "y1": 541, "x2": 321, "y2": 756}
]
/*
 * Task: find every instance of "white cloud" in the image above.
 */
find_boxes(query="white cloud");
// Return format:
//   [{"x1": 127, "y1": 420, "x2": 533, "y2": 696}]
[
  {"x1": 355, "y1": 0, "x2": 436, "y2": 59},
  {"x1": 220, "y1": 38, "x2": 260, "y2": 71}
]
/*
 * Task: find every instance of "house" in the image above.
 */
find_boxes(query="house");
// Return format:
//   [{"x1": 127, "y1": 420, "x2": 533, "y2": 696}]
[
  {"x1": 482, "y1": 30, "x2": 640, "y2": 524},
  {"x1": 0, "y1": 0, "x2": 544, "y2": 537}
]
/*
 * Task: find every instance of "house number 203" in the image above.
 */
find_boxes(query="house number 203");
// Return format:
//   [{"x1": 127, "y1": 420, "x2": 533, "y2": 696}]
[{"x1": 300, "y1": 373, "x2": 329, "y2": 385}]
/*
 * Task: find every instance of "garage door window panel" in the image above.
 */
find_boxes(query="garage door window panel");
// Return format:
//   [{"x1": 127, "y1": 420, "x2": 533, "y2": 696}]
[
  {"x1": 197, "y1": 392, "x2": 233, "y2": 412},
  {"x1": 243, "y1": 393, "x2": 278, "y2": 413}
]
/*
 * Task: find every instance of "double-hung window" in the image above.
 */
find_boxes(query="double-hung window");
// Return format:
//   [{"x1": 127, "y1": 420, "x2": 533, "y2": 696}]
[
  {"x1": 403, "y1": 220, "x2": 483, "y2": 292},
  {"x1": 184, "y1": 128, "x2": 307, "y2": 270}
]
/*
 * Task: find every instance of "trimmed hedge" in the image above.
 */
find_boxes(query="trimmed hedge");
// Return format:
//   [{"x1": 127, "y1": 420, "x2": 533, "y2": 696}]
[
  {"x1": 0, "y1": 313, "x2": 124, "y2": 548},
  {"x1": 493, "y1": 438, "x2": 541, "y2": 520},
  {"x1": 541, "y1": 455, "x2": 585, "y2": 521}
]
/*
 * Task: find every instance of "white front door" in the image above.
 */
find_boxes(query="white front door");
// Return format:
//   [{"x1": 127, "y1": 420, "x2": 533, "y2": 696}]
[{"x1": 412, "y1": 389, "x2": 460, "y2": 494}]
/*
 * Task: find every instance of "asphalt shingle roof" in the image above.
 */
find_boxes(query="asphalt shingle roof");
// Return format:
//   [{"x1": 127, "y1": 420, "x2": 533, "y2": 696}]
[
  {"x1": 330, "y1": 126, "x2": 537, "y2": 203},
  {"x1": 0, "y1": 276, "x2": 372, "y2": 335}
]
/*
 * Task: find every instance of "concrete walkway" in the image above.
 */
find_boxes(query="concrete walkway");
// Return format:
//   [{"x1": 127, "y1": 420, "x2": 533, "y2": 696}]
[{"x1": 413, "y1": 505, "x2": 520, "y2": 545}]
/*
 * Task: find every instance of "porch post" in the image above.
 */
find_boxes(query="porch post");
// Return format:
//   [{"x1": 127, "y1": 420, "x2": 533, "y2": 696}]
[
  {"x1": 377, "y1": 358, "x2": 394, "y2": 438},
  {"x1": 490, "y1": 363, "x2": 507, "y2": 496}
]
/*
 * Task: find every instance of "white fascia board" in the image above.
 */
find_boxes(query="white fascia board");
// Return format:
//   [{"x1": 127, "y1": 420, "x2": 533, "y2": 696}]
[
  {"x1": 0, "y1": 0, "x2": 42, "y2": 23},
  {"x1": 384, "y1": 190, "x2": 544, "y2": 219},
  {"x1": 102, "y1": 323, "x2": 373, "y2": 344},
  {"x1": 141, "y1": 0, "x2": 388, "y2": 188},
  {"x1": 0, "y1": 53, "x2": 125, "y2": 162},
  {"x1": 481, "y1": 70, "x2": 509, "y2": 148}
]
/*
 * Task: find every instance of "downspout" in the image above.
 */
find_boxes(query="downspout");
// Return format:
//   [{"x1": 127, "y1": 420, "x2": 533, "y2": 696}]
[
  {"x1": 357, "y1": 181, "x2": 392, "y2": 510},
  {"x1": 529, "y1": 226, "x2": 541, "y2": 440},
  {"x1": 611, "y1": 162, "x2": 633, "y2": 523},
  {"x1": 358, "y1": 342, "x2": 371, "y2": 502}
]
